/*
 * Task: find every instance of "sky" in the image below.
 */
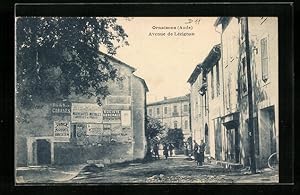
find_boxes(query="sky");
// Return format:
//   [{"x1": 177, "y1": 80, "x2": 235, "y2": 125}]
[{"x1": 112, "y1": 17, "x2": 220, "y2": 103}]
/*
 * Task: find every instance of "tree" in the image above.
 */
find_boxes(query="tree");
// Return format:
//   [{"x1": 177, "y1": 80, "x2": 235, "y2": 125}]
[
  {"x1": 161, "y1": 128, "x2": 184, "y2": 150},
  {"x1": 145, "y1": 116, "x2": 165, "y2": 146},
  {"x1": 145, "y1": 116, "x2": 165, "y2": 160},
  {"x1": 16, "y1": 17, "x2": 129, "y2": 109}
]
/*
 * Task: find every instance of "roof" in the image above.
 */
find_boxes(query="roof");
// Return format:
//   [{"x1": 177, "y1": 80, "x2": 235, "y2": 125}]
[
  {"x1": 214, "y1": 17, "x2": 231, "y2": 27},
  {"x1": 187, "y1": 63, "x2": 202, "y2": 84},
  {"x1": 133, "y1": 75, "x2": 149, "y2": 92},
  {"x1": 147, "y1": 94, "x2": 190, "y2": 106},
  {"x1": 99, "y1": 51, "x2": 137, "y2": 73},
  {"x1": 187, "y1": 44, "x2": 221, "y2": 85},
  {"x1": 201, "y1": 44, "x2": 221, "y2": 71}
]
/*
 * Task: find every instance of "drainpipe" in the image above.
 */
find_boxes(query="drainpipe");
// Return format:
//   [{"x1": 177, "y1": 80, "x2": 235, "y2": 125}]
[
  {"x1": 244, "y1": 17, "x2": 256, "y2": 174},
  {"x1": 215, "y1": 23, "x2": 225, "y2": 161}
]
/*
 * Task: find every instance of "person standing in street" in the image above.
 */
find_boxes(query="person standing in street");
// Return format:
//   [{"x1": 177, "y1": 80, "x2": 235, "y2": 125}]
[
  {"x1": 199, "y1": 139, "x2": 206, "y2": 166},
  {"x1": 195, "y1": 147, "x2": 201, "y2": 166},
  {"x1": 168, "y1": 143, "x2": 174, "y2": 157},
  {"x1": 153, "y1": 143, "x2": 160, "y2": 160},
  {"x1": 193, "y1": 140, "x2": 199, "y2": 159},
  {"x1": 163, "y1": 143, "x2": 169, "y2": 159}
]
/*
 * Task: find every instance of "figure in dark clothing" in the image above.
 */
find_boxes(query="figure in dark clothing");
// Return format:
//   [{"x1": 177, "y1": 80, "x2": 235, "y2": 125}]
[
  {"x1": 195, "y1": 148, "x2": 202, "y2": 166},
  {"x1": 168, "y1": 143, "x2": 175, "y2": 157},
  {"x1": 198, "y1": 140, "x2": 206, "y2": 166},
  {"x1": 153, "y1": 143, "x2": 160, "y2": 160},
  {"x1": 163, "y1": 144, "x2": 169, "y2": 159},
  {"x1": 193, "y1": 140, "x2": 199, "y2": 159}
]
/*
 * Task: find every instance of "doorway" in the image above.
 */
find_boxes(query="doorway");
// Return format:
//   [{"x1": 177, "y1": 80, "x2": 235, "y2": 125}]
[
  {"x1": 260, "y1": 106, "x2": 277, "y2": 159},
  {"x1": 204, "y1": 123, "x2": 209, "y2": 154},
  {"x1": 226, "y1": 128, "x2": 240, "y2": 163},
  {"x1": 36, "y1": 139, "x2": 51, "y2": 165}
]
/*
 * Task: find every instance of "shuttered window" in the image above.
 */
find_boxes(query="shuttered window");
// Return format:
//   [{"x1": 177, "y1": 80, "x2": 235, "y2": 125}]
[
  {"x1": 184, "y1": 120, "x2": 188, "y2": 129},
  {"x1": 261, "y1": 37, "x2": 269, "y2": 82}
]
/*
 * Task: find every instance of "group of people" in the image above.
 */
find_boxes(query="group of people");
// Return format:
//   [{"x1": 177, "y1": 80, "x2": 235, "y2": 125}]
[
  {"x1": 152, "y1": 143, "x2": 175, "y2": 160},
  {"x1": 193, "y1": 140, "x2": 206, "y2": 166}
]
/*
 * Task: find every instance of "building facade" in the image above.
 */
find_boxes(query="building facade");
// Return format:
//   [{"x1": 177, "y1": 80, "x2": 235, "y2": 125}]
[
  {"x1": 188, "y1": 44, "x2": 222, "y2": 158},
  {"x1": 16, "y1": 53, "x2": 149, "y2": 166},
  {"x1": 146, "y1": 95, "x2": 191, "y2": 141},
  {"x1": 188, "y1": 17, "x2": 278, "y2": 169}
]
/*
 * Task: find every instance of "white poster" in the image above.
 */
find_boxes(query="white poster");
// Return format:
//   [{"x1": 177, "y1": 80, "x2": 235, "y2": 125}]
[
  {"x1": 86, "y1": 124, "x2": 103, "y2": 135},
  {"x1": 54, "y1": 121, "x2": 70, "y2": 138},
  {"x1": 121, "y1": 110, "x2": 131, "y2": 127},
  {"x1": 103, "y1": 110, "x2": 121, "y2": 123},
  {"x1": 71, "y1": 103, "x2": 103, "y2": 123}
]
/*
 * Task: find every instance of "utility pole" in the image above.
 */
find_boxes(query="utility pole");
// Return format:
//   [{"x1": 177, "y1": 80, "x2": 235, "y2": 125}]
[{"x1": 244, "y1": 17, "x2": 256, "y2": 174}]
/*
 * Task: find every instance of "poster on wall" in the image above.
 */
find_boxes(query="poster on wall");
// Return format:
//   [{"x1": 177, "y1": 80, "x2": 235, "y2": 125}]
[
  {"x1": 51, "y1": 102, "x2": 71, "y2": 115},
  {"x1": 121, "y1": 110, "x2": 131, "y2": 127},
  {"x1": 103, "y1": 110, "x2": 121, "y2": 123},
  {"x1": 86, "y1": 124, "x2": 103, "y2": 135},
  {"x1": 71, "y1": 103, "x2": 103, "y2": 123},
  {"x1": 54, "y1": 121, "x2": 70, "y2": 141}
]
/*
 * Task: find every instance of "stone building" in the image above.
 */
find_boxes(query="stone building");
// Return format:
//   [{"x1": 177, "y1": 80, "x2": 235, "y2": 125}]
[
  {"x1": 214, "y1": 17, "x2": 278, "y2": 168},
  {"x1": 146, "y1": 95, "x2": 191, "y2": 141},
  {"x1": 188, "y1": 44, "x2": 222, "y2": 158},
  {"x1": 188, "y1": 17, "x2": 278, "y2": 169},
  {"x1": 15, "y1": 53, "x2": 149, "y2": 166}
]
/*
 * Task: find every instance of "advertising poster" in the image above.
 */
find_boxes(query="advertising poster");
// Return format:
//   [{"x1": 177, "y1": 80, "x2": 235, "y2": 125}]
[
  {"x1": 71, "y1": 103, "x2": 103, "y2": 123},
  {"x1": 86, "y1": 124, "x2": 103, "y2": 135},
  {"x1": 121, "y1": 110, "x2": 131, "y2": 127},
  {"x1": 54, "y1": 121, "x2": 70, "y2": 141},
  {"x1": 103, "y1": 110, "x2": 121, "y2": 123}
]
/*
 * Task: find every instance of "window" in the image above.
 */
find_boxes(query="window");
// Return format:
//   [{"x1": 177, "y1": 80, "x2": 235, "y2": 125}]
[
  {"x1": 184, "y1": 104, "x2": 188, "y2": 112},
  {"x1": 164, "y1": 107, "x2": 168, "y2": 114},
  {"x1": 184, "y1": 120, "x2": 188, "y2": 129},
  {"x1": 261, "y1": 37, "x2": 269, "y2": 82},
  {"x1": 173, "y1": 105, "x2": 178, "y2": 113},
  {"x1": 211, "y1": 67, "x2": 214, "y2": 99},
  {"x1": 241, "y1": 57, "x2": 247, "y2": 94},
  {"x1": 156, "y1": 107, "x2": 160, "y2": 115},
  {"x1": 216, "y1": 62, "x2": 220, "y2": 96},
  {"x1": 148, "y1": 109, "x2": 152, "y2": 116},
  {"x1": 204, "y1": 93, "x2": 207, "y2": 116},
  {"x1": 174, "y1": 121, "x2": 178, "y2": 129}
]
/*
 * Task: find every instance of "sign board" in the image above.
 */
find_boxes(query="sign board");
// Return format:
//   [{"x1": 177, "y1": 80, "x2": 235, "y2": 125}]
[
  {"x1": 51, "y1": 102, "x2": 71, "y2": 114},
  {"x1": 103, "y1": 124, "x2": 111, "y2": 136},
  {"x1": 121, "y1": 110, "x2": 131, "y2": 127},
  {"x1": 71, "y1": 103, "x2": 103, "y2": 123},
  {"x1": 103, "y1": 110, "x2": 121, "y2": 123},
  {"x1": 86, "y1": 124, "x2": 103, "y2": 135},
  {"x1": 54, "y1": 121, "x2": 70, "y2": 138},
  {"x1": 103, "y1": 124, "x2": 111, "y2": 130}
]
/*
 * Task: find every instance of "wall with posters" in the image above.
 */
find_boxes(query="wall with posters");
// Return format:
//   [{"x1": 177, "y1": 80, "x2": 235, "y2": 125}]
[{"x1": 16, "y1": 54, "x2": 148, "y2": 166}]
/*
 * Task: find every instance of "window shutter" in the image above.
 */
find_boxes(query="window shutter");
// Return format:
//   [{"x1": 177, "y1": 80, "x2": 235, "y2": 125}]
[{"x1": 261, "y1": 37, "x2": 269, "y2": 82}]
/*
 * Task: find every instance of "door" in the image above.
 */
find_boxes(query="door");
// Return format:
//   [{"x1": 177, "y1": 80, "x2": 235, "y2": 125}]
[
  {"x1": 234, "y1": 128, "x2": 240, "y2": 163},
  {"x1": 36, "y1": 139, "x2": 51, "y2": 165},
  {"x1": 226, "y1": 128, "x2": 240, "y2": 163},
  {"x1": 204, "y1": 123, "x2": 209, "y2": 154}
]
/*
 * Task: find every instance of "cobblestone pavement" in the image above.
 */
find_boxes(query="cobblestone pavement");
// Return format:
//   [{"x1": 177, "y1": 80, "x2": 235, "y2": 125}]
[{"x1": 65, "y1": 155, "x2": 278, "y2": 184}]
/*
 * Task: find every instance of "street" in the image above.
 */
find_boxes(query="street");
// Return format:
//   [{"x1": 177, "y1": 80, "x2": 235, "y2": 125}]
[{"x1": 64, "y1": 155, "x2": 278, "y2": 184}]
